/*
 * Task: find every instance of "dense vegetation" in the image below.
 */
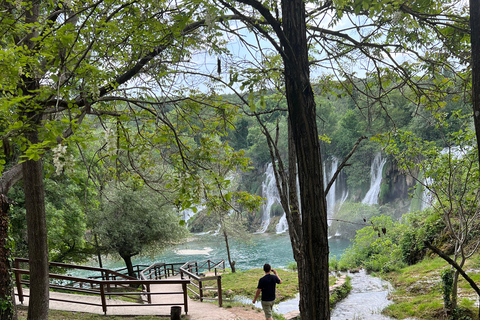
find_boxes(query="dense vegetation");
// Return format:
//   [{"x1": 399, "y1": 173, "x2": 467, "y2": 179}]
[{"x1": 0, "y1": 0, "x2": 476, "y2": 318}]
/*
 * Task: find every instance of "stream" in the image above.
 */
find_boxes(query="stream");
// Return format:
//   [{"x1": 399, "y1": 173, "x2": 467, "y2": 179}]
[
  {"x1": 241, "y1": 269, "x2": 401, "y2": 319},
  {"x1": 331, "y1": 269, "x2": 396, "y2": 320}
]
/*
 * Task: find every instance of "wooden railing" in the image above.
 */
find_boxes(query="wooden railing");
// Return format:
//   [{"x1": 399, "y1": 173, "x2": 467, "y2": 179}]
[
  {"x1": 140, "y1": 262, "x2": 185, "y2": 280},
  {"x1": 13, "y1": 258, "x2": 189, "y2": 315},
  {"x1": 179, "y1": 259, "x2": 225, "y2": 306}
]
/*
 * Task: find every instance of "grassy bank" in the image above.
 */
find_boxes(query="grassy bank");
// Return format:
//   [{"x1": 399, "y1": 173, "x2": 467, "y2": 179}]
[
  {"x1": 382, "y1": 255, "x2": 480, "y2": 320},
  {"x1": 221, "y1": 268, "x2": 299, "y2": 301}
]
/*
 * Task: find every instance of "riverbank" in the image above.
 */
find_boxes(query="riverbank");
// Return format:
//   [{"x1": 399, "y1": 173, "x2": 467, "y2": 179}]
[{"x1": 380, "y1": 255, "x2": 480, "y2": 320}]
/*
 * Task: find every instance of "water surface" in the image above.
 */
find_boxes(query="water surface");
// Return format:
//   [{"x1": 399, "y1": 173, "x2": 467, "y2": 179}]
[{"x1": 89, "y1": 233, "x2": 350, "y2": 272}]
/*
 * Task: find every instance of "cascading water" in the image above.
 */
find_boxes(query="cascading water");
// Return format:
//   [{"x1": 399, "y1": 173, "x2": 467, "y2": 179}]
[
  {"x1": 419, "y1": 146, "x2": 467, "y2": 211},
  {"x1": 258, "y1": 163, "x2": 282, "y2": 233},
  {"x1": 362, "y1": 153, "x2": 387, "y2": 205},
  {"x1": 420, "y1": 177, "x2": 434, "y2": 211},
  {"x1": 262, "y1": 158, "x2": 349, "y2": 234},
  {"x1": 324, "y1": 157, "x2": 349, "y2": 223},
  {"x1": 275, "y1": 214, "x2": 288, "y2": 233}
]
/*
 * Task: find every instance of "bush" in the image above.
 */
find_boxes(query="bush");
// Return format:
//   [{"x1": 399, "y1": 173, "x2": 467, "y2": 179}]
[
  {"x1": 338, "y1": 215, "x2": 406, "y2": 272},
  {"x1": 286, "y1": 261, "x2": 298, "y2": 272},
  {"x1": 399, "y1": 209, "x2": 444, "y2": 265}
]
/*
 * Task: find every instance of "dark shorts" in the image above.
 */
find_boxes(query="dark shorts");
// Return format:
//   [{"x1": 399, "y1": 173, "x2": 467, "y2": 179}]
[{"x1": 261, "y1": 300, "x2": 275, "y2": 318}]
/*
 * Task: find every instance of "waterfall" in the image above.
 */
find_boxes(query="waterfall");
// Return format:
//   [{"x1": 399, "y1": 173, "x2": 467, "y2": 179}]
[
  {"x1": 362, "y1": 153, "x2": 387, "y2": 205},
  {"x1": 420, "y1": 178, "x2": 434, "y2": 211},
  {"x1": 180, "y1": 204, "x2": 205, "y2": 225},
  {"x1": 420, "y1": 147, "x2": 467, "y2": 210},
  {"x1": 324, "y1": 157, "x2": 349, "y2": 223},
  {"x1": 275, "y1": 214, "x2": 288, "y2": 234},
  {"x1": 258, "y1": 163, "x2": 282, "y2": 233},
  {"x1": 262, "y1": 158, "x2": 350, "y2": 233}
]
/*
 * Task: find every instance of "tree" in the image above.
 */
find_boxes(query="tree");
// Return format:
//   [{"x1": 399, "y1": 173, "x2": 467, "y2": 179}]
[
  {"x1": 470, "y1": 0, "x2": 480, "y2": 163},
  {"x1": 0, "y1": 195, "x2": 16, "y2": 320},
  {"x1": 384, "y1": 123, "x2": 480, "y2": 316},
  {"x1": 0, "y1": 0, "x2": 245, "y2": 318},
  {"x1": 96, "y1": 186, "x2": 187, "y2": 278},
  {"x1": 208, "y1": 0, "x2": 469, "y2": 318}
]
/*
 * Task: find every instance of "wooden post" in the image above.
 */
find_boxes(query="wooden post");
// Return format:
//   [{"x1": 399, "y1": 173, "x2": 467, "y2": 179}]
[
  {"x1": 199, "y1": 280, "x2": 203, "y2": 302},
  {"x1": 217, "y1": 276, "x2": 222, "y2": 307},
  {"x1": 146, "y1": 283, "x2": 151, "y2": 304},
  {"x1": 14, "y1": 259, "x2": 23, "y2": 304},
  {"x1": 182, "y1": 282, "x2": 188, "y2": 314},
  {"x1": 100, "y1": 283, "x2": 107, "y2": 315}
]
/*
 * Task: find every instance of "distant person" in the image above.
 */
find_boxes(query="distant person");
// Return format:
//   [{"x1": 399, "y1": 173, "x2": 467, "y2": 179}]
[{"x1": 252, "y1": 263, "x2": 282, "y2": 320}]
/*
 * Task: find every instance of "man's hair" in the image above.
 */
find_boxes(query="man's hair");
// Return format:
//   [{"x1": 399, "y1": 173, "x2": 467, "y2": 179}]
[{"x1": 263, "y1": 263, "x2": 271, "y2": 273}]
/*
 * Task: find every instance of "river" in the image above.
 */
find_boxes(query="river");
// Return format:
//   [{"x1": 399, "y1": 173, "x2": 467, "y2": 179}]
[{"x1": 92, "y1": 232, "x2": 351, "y2": 271}]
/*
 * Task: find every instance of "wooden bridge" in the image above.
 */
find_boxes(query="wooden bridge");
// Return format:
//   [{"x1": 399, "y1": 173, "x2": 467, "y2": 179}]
[{"x1": 13, "y1": 257, "x2": 226, "y2": 316}]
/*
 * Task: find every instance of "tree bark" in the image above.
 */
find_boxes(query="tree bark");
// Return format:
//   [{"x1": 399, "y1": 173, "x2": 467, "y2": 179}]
[
  {"x1": 282, "y1": 0, "x2": 330, "y2": 318},
  {"x1": 223, "y1": 230, "x2": 236, "y2": 273},
  {"x1": 0, "y1": 195, "x2": 16, "y2": 320},
  {"x1": 425, "y1": 242, "x2": 480, "y2": 317},
  {"x1": 470, "y1": 0, "x2": 480, "y2": 166},
  {"x1": 23, "y1": 135, "x2": 49, "y2": 320},
  {"x1": 120, "y1": 254, "x2": 136, "y2": 278}
]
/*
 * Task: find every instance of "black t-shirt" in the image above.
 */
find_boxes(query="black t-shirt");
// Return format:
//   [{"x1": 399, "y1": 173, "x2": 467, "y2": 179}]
[{"x1": 257, "y1": 274, "x2": 280, "y2": 302}]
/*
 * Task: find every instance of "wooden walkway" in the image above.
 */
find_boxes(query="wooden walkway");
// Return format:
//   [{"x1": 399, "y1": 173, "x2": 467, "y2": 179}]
[
  {"x1": 15, "y1": 282, "x2": 185, "y2": 316},
  {"x1": 15, "y1": 281, "x2": 243, "y2": 319},
  {"x1": 13, "y1": 258, "x2": 239, "y2": 319}
]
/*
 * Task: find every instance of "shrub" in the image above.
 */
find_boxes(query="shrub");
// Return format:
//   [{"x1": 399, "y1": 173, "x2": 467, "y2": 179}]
[{"x1": 338, "y1": 215, "x2": 406, "y2": 272}]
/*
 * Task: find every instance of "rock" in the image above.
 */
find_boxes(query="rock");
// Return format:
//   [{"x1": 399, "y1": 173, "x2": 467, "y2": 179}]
[
  {"x1": 224, "y1": 289, "x2": 234, "y2": 297},
  {"x1": 284, "y1": 310, "x2": 300, "y2": 320}
]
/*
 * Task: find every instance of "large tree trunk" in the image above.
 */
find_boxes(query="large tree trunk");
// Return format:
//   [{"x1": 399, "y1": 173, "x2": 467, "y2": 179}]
[
  {"x1": 282, "y1": 0, "x2": 330, "y2": 319},
  {"x1": 23, "y1": 134, "x2": 49, "y2": 320},
  {"x1": 0, "y1": 195, "x2": 17, "y2": 320},
  {"x1": 471, "y1": 0, "x2": 480, "y2": 164}
]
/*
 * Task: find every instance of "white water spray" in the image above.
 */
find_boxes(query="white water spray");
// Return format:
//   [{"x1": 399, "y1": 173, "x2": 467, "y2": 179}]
[
  {"x1": 258, "y1": 163, "x2": 282, "y2": 233},
  {"x1": 324, "y1": 157, "x2": 349, "y2": 222},
  {"x1": 362, "y1": 153, "x2": 387, "y2": 205}
]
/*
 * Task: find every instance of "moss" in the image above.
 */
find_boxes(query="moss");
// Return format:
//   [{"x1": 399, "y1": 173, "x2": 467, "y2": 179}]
[{"x1": 329, "y1": 277, "x2": 352, "y2": 310}]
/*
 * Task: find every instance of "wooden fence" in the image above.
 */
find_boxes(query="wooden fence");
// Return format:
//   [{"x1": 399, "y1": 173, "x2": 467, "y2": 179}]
[
  {"x1": 13, "y1": 258, "x2": 190, "y2": 315},
  {"x1": 179, "y1": 259, "x2": 225, "y2": 306}
]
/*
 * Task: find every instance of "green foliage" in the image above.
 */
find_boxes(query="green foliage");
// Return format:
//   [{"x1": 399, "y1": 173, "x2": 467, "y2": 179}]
[
  {"x1": 329, "y1": 277, "x2": 352, "y2": 310},
  {"x1": 329, "y1": 202, "x2": 380, "y2": 239},
  {"x1": 286, "y1": 261, "x2": 297, "y2": 272},
  {"x1": 95, "y1": 186, "x2": 187, "y2": 261},
  {"x1": 399, "y1": 209, "x2": 445, "y2": 265},
  {"x1": 338, "y1": 215, "x2": 407, "y2": 272},
  {"x1": 441, "y1": 268, "x2": 454, "y2": 311}
]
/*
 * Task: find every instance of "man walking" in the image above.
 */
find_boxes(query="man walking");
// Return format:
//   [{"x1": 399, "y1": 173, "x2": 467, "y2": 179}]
[{"x1": 252, "y1": 263, "x2": 282, "y2": 320}]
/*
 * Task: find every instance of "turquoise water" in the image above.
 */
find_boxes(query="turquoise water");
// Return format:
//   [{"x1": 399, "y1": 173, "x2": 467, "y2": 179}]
[{"x1": 85, "y1": 233, "x2": 351, "y2": 273}]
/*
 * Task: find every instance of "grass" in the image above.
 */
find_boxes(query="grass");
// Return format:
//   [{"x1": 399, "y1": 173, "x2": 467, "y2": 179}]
[
  {"x1": 221, "y1": 268, "x2": 299, "y2": 302},
  {"x1": 16, "y1": 268, "x2": 349, "y2": 320},
  {"x1": 383, "y1": 256, "x2": 480, "y2": 320},
  {"x1": 16, "y1": 306, "x2": 172, "y2": 320}
]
